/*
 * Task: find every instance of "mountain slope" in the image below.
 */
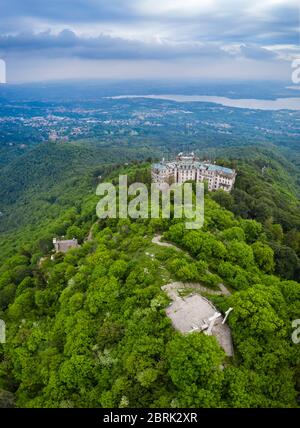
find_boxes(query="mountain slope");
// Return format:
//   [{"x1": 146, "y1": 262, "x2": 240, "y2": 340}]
[
  {"x1": 0, "y1": 164, "x2": 299, "y2": 408},
  {"x1": 0, "y1": 140, "x2": 155, "y2": 261}
]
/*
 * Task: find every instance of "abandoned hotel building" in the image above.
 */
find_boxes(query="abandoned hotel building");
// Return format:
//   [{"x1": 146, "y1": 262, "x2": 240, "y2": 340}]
[{"x1": 151, "y1": 153, "x2": 237, "y2": 192}]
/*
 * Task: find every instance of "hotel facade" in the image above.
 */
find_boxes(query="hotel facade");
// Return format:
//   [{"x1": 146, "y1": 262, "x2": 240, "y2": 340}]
[{"x1": 151, "y1": 153, "x2": 237, "y2": 192}]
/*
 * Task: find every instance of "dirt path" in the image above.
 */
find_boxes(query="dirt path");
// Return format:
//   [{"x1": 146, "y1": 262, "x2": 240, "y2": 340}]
[
  {"x1": 85, "y1": 223, "x2": 95, "y2": 242},
  {"x1": 151, "y1": 235, "x2": 181, "y2": 251},
  {"x1": 218, "y1": 283, "x2": 231, "y2": 296},
  {"x1": 86, "y1": 228, "x2": 93, "y2": 241},
  {"x1": 152, "y1": 234, "x2": 231, "y2": 296},
  {"x1": 162, "y1": 281, "x2": 227, "y2": 298}
]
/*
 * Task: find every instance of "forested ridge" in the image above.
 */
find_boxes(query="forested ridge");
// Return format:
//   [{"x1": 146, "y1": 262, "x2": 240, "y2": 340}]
[
  {"x1": 0, "y1": 141, "x2": 155, "y2": 261},
  {"x1": 1, "y1": 141, "x2": 300, "y2": 281},
  {"x1": 0, "y1": 161, "x2": 300, "y2": 408}
]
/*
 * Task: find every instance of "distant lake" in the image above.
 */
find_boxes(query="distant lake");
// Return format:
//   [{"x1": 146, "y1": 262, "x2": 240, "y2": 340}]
[{"x1": 108, "y1": 94, "x2": 300, "y2": 111}]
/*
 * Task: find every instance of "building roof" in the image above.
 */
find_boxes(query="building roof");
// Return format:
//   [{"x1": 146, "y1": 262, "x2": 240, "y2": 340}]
[
  {"x1": 207, "y1": 164, "x2": 235, "y2": 174},
  {"x1": 152, "y1": 163, "x2": 165, "y2": 170},
  {"x1": 152, "y1": 161, "x2": 235, "y2": 175},
  {"x1": 152, "y1": 162, "x2": 176, "y2": 170},
  {"x1": 152, "y1": 154, "x2": 236, "y2": 177}
]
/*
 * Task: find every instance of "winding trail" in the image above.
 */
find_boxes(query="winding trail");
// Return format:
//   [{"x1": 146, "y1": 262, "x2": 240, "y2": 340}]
[
  {"x1": 151, "y1": 235, "x2": 181, "y2": 251},
  {"x1": 152, "y1": 234, "x2": 231, "y2": 297},
  {"x1": 152, "y1": 234, "x2": 234, "y2": 356},
  {"x1": 162, "y1": 281, "x2": 228, "y2": 299}
]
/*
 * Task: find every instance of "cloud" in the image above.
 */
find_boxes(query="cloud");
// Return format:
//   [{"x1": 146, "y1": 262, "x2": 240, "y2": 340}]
[
  {"x1": 1, "y1": 1, "x2": 128, "y2": 22},
  {"x1": 0, "y1": 0, "x2": 298, "y2": 81},
  {"x1": 239, "y1": 44, "x2": 278, "y2": 60},
  {"x1": 0, "y1": 29, "x2": 286, "y2": 65},
  {"x1": 0, "y1": 0, "x2": 299, "y2": 45},
  {"x1": 0, "y1": 30, "x2": 235, "y2": 60}
]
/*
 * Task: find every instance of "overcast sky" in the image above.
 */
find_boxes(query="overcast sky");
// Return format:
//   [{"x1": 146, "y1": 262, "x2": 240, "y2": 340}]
[{"x1": 0, "y1": 0, "x2": 299, "y2": 82}]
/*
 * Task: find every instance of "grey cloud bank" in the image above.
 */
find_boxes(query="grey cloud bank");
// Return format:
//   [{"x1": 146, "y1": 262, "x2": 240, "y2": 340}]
[
  {"x1": 0, "y1": 30, "x2": 280, "y2": 61},
  {"x1": 0, "y1": 0, "x2": 299, "y2": 82}
]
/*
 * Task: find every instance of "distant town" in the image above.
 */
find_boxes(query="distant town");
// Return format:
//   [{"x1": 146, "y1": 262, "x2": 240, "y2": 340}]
[{"x1": 1, "y1": 93, "x2": 300, "y2": 156}]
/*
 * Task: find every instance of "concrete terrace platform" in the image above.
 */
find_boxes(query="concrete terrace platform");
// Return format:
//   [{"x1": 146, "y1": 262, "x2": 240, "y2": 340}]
[{"x1": 163, "y1": 283, "x2": 234, "y2": 357}]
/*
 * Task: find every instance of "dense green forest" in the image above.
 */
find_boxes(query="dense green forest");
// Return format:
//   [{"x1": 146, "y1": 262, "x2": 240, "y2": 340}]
[
  {"x1": 0, "y1": 141, "x2": 156, "y2": 261},
  {"x1": 0, "y1": 161, "x2": 300, "y2": 408},
  {"x1": 1, "y1": 141, "x2": 300, "y2": 280},
  {"x1": 212, "y1": 146, "x2": 300, "y2": 281},
  {"x1": 1, "y1": 9, "x2": 300, "y2": 411}
]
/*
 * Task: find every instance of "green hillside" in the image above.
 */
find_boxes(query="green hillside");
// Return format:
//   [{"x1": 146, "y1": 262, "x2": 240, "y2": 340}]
[
  {"x1": 0, "y1": 141, "x2": 155, "y2": 261},
  {"x1": 0, "y1": 163, "x2": 299, "y2": 407},
  {"x1": 1, "y1": 142, "x2": 299, "y2": 280}
]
